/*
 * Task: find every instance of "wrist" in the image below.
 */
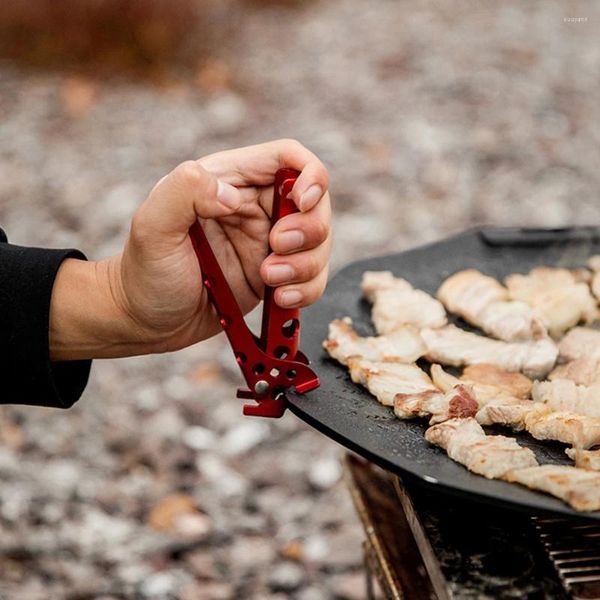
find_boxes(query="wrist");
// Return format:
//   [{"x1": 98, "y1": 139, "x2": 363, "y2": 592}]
[{"x1": 49, "y1": 256, "x2": 154, "y2": 360}]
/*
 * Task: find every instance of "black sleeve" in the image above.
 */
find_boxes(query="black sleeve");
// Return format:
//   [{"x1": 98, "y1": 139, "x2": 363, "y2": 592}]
[{"x1": 0, "y1": 228, "x2": 91, "y2": 409}]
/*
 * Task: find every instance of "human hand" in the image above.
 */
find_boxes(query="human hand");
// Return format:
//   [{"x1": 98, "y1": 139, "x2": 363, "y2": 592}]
[{"x1": 50, "y1": 140, "x2": 331, "y2": 359}]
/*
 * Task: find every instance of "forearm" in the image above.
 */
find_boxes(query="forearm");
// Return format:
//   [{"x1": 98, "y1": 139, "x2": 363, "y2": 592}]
[{"x1": 49, "y1": 257, "x2": 150, "y2": 360}]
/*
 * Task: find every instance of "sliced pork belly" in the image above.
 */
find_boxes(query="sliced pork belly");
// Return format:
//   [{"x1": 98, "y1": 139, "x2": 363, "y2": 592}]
[
  {"x1": 565, "y1": 448, "x2": 600, "y2": 471},
  {"x1": 525, "y1": 409, "x2": 600, "y2": 450},
  {"x1": 505, "y1": 465, "x2": 600, "y2": 512},
  {"x1": 475, "y1": 400, "x2": 535, "y2": 429},
  {"x1": 462, "y1": 364, "x2": 532, "y2": 399},
  {"x1": 394, "y1": 384, "x2": 478, "y2": 425},
  {"x1": 421, "y1": 324, "x2": 558, "y2": 379},
  {"x1": 437, "y1": 269, "x2": 542, "y2": 341},
  {"x1": 532, "y1": 379, "x2": 600, "y2": 418},
  {"x1": 346, "y1": 358, "x2": 436, "y2": 406},
  {"x1": 558, "y1": 327, "x2": 600, "y2": 362},
  {"x1": 425, "y1": 418, "x2": 538, "y2": 479},
  {"x1": 549, "y1": 357, "x2": 600, "y2": 386},
  {"x1": 430, "y1": 364, "x2": 529, "y2": 410},
  {"x1": 505, "y1": 267, "x2": 598, "y2": 338},
  {"x1": 323, "y1": 317, "x2": 425, "y2": 366},
  {"x1": 361, "y1": 271, "x2": 447, "y2": 334},
  {"x1": 588, "y1": 256, "x2": 600, "y2": 301},
  {"x1": 475, "y1": 400, "x2": 600, "y2": 449}
]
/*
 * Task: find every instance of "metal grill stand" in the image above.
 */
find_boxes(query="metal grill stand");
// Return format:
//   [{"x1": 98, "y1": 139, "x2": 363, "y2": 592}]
[{"x1": 343, "y1": 454, "x2": 575, "y2": 599}]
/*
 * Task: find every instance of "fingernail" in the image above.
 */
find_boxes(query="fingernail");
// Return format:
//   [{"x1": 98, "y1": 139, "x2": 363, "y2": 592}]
[
  {"x1": 266, "y1": 264, "x2": 295, "y2": 285},
  {"x1": 277, "y1": 230, "x2": 305, "y2": 253},
  {"x1": 299, "y1": 184, "x2": 323, "y2": 212},
  {"x1": 279, "y1": 289, "x2": 303, "y2": 307},
  {"x1": 217, "y1": 180, "x2": 241, "y2": 210}
]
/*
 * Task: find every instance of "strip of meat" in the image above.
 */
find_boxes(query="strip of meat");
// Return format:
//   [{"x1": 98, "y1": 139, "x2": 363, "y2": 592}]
[
  {"x1": 425, "y1": 418, "x2": 538, "y2": 479},
  {"x1": 323, "y1": 317, "x2": 426, "y2": 366},
  {"x1": 437, "y1": 269, "x2": 542, "y2": 341},
  {"x1": 532, "y1": 379, "x2": 600, "y2": 417},
  {"x1": 430, "y1": 364, "x2": 528, "y2": 411},
  {"x1": 565, "y1": 448, "x2": 600, "y2": 471},
  {"x1": 558, "y1": 327, "x2": 600, "y2": 363},
  {"x1": 505, "y1": 465, "x2": 600, "y2": 512},
  {"x1": 505, "y1": 267, "x2": 598, "y2": 338},
  {"x1": 475, "y1": 399, "x2": 600, "y2": 449},
  {"x1": 550, "y1": 357, "x2": 600, "y2": 386},
  {"x1": 588, "y1": 256, "x2": 600, "y2": 301},
  {"x1": 525, "y1": 409, "x2": 600, "y2": 449},
  {"x1": 421, "y1": 324, "x2": 558, "y2": 379},
  {"x1": 475, "y1": 400, "x2": 535, "y2": 429},
  {"x1": 462, "y1": 364, "x2": 532, "y2": 399},
  {"x1": 361, "y1": 271, "x2": 447, "y2": 334},
  {"x1": 394, "y1": 384, "x2": 478, "y2": 425},
  {"x1": 346, "y1": 358, "x2": 436, "y2": 406}
]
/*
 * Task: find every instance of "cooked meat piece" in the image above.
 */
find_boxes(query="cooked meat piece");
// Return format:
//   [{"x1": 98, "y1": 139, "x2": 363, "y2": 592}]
[
  {"x1": 476, "y1": 399, "x2": 536, "y2": 429},
  {"x1": 462, "y1": 364, "x2": 532, "y2": 399},
  {"x1": 437, "y1": 269, "x2": 541, "y2": 342},
  {"x1": 323, "y1": 317, "x2": 426, "y2": 366},
  {"x1": 550, "y1": 357, "x2": 600, "y2": 386},
  {"x1": 421, "y1": 324, "x2": 558, "y2": 379},
  {"x1": 430, "y1": 364, "x2": 462, "y2": 392},
  {"x1": 430, "y1": 364, "x2": 527, "y2": 410},
  {"x1": 558, "y1": 327, "x2": 600, "y2": 363},
  {"x1": 361, "y1": 271, "x2": 447, "y2": 334},
  {"x1": 346, "y1": 358, "x2": 436, "y2": 406},
  {"x1": 425, "y1": 418, "x2": 538, "y2": 479},
  {"x1": 505, "y1": 267, "x2": 598, "y2": 338},
  {"x1": 394, "y1": 384, "x2": 478, "y2": 425},
  {"x1": 565, "y1": 448, "x2": 600, "y2": 471},
  {"x1": 525, "y1": 409, "x2": 600, "y2": 449},
  {"x1": 505, "y1": 465, "x2": 600, "y2": 512},
  {"x1": 594, "y1": 273, "x2": 600, "y2": 301},
  {"x1": 532, "y1": 379, "x2": 600, "y2": 417},
  {"x1": 476, "y1": 399, "x2": 600, "y2": 448},
  {"x1": 437, "y1": 269, "x2": 506, "y2": 319},
  {"x1": 588, "y1": 256, "x2": 600, "y2": 300}
]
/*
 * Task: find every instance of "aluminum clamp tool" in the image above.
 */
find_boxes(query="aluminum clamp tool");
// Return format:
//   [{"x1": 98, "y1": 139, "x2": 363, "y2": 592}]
[{"x1": 189, "y1": 168, "x2": 320, "y2": 418}]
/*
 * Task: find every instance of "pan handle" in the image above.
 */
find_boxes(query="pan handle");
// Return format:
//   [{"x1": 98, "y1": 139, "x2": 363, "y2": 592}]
[{"x1": 479, "y1": 226, "x2": 600, "y2": 247}]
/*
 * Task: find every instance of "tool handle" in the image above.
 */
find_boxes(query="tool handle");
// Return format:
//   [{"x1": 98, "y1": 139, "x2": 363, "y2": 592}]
[
  {"x1": 260, "y1": 169, "x2": 303, "y2": 361},
  {"x1": 189, "y1": 168, "x2": 319, "y2": 418}
]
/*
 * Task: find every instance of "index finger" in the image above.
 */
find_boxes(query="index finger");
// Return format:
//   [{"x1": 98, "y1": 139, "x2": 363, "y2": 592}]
[{"x1": 198, "y1": 139, "x2": 330, "y2": 212}]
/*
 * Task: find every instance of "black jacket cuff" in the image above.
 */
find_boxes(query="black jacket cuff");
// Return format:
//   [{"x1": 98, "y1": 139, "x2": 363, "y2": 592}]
[{"x1": 0, "y1": 230, "x2": 91, "y2": 409}]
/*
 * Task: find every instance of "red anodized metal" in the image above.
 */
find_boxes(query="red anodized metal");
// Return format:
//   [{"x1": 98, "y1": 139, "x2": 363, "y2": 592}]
[{"x1": 188, "y1": 168, "x2": 320, "y2": 418}]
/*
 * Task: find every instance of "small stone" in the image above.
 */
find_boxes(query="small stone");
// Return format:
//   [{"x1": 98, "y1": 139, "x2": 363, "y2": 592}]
[
  {"x1": 332, "y1": 572, "x2": 366, "y2": 600},
  {"x1": 185, "y1": 551, "x2": 219, "y2": 580},
  {"x1": 182, "y1": 426, "x2": 217, "y2": 451},
  {"x1": 297, "y1": 587, "x2": 327, "y2": 600},
  {"x1": 308, "y1": 457, "x2": 342, "y2": 490},
  {"x1": 268, "y1": 562, "x2": 305, "y2": 593},
  {"x1": 172, "y1": 512, "x2": 212, "y2": 540},
  {"x1": 219, "y1": 421, "x2": 270, "y2": 456},
  {"x1": 303, "y1": 535, "x2": 329, "y2": 562},
  {"x1": 139, "y1": 572, "x2": 178, "y2": 598},
  {"x1": 279, "y1": 540, "x2": 304, "y2": 562},
  {"x1": 180, "y1": 581, "x2": 233, "y2": 600},
  {"x1": 147, "y1": 494, "x2": 197, "y2": 532}
]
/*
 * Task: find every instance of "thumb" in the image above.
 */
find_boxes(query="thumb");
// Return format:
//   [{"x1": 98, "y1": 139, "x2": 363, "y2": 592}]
[{"x1": 140, "y1": 161, "x2": 242, "y2": 237}]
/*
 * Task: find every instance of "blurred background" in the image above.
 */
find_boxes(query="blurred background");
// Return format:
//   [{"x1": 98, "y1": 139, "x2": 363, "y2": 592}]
[{"x1": 0, "y1": 1, "x2": 599, "y2": 598}]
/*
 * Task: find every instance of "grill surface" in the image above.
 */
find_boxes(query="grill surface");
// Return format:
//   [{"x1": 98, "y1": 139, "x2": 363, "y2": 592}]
[{"x1": 287, "y1": 226, "x2": 600, "y2": 519}]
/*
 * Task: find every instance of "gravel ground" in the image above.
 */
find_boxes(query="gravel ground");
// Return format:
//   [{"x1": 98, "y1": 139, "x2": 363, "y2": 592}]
[{"x1": 0, "y1": 1, "x2": 599, "y2": 598}]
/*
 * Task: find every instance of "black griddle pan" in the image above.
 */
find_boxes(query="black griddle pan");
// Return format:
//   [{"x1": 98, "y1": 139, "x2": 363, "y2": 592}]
[{"x1": 286, "y1": 226, "x2": 600, "y2": 519}]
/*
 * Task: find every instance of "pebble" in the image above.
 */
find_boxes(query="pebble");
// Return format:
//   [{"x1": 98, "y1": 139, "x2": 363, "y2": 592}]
[
  {"x1": 308, "y1": 457, "x2": 342, "y2": 490},
  {"x1": 182, "y1": 426, "x2": 217, "y2": 451},
  {"x1": 268, "y1": 562, "x2": 306, "y2": 593},
  {"x1": 219, "y1": 421, "x2": 270, "y2": 456}
]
